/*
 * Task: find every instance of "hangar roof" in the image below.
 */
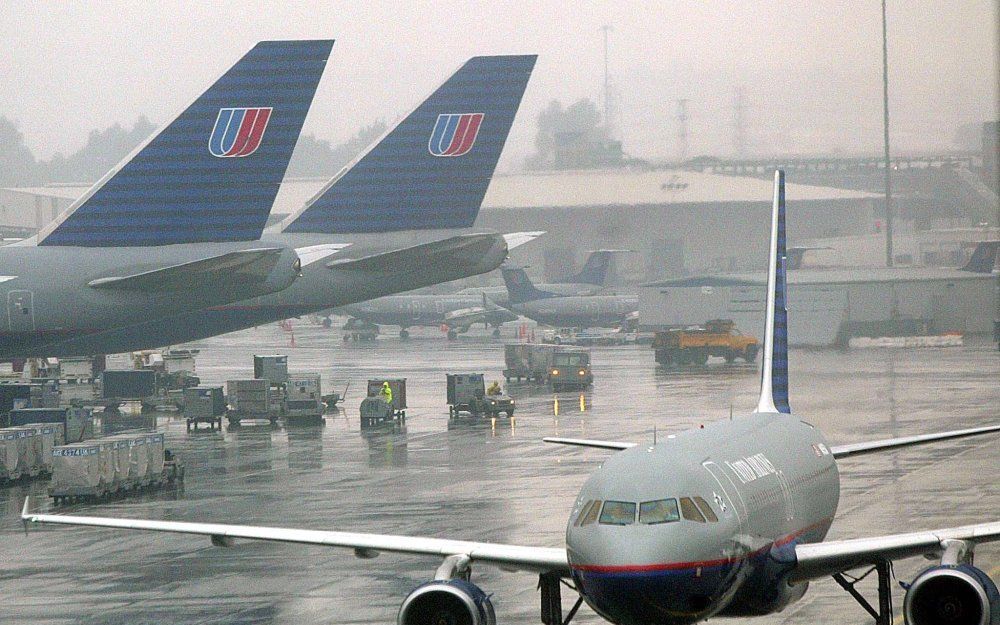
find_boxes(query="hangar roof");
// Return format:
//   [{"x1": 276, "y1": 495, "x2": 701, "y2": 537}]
[{"x1": 3, "y1": 168, "x2": 876, "y2": 218}]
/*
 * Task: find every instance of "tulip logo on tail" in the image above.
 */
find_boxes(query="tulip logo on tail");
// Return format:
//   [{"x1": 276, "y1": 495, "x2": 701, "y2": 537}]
[
  {"x1": 209, "y1": 107, "x2": 273, "y2": 157},
  {"x1": 428, "y1": 113, "x2": 484, "y2": 157}
]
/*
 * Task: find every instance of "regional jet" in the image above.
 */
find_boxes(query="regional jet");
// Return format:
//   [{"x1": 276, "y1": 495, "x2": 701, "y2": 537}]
[
  {"x1": 0, "y1": 40, "x2": 335, "y2": 358},
  {"x1": 500, "y1": 265, "x2": 639, "y2": 329},
  {"x1": 24, "y1": 55, "x2": 540, "y2": 356},
  {"x1": 25, "y1": 171, "x2": 1000, "y2": 625}
]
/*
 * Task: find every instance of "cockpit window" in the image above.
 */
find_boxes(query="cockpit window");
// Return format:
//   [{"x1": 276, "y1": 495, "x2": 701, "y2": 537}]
[
  {"x1": 639, "y1": 498, "x2": 680, "y2": 524},
  {"x1": 694, "y1": 496, "x2": 719, "y2": 522},
  {"x1": 679, "y1": 497, "x2": 706, "y2": 523},
  {"x1": 578, "y1": 500, "x2": 602, "y2": 526},
  {"x1": 599, "y1": 501, "x2": 636, "y2": 525}
]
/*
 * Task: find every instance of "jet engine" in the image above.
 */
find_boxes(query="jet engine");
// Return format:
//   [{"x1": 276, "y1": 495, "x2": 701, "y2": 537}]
[
  {"x1": 904, "y1": 564, "x2": 1000, "y2": 625},
  {"x1": 398, "y1": 579, "x2": 496, "y2": 625}
]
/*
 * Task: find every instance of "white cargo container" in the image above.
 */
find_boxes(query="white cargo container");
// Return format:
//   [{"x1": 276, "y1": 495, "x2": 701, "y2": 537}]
[
  {"x1": 146, "y1": 432, "x2": 165, "y2": 478},
  {"x1": 0, "y1": 429, "x2": 26, "y2": 480},
  {"x1": 132, "y1": 435, "x2": 150, "y2": 483},
  {"x1": 59, "y1": 357, "x2": 95, "y2": 379},
  {"x1": 6, "y1": 427, "x2": 41, "y2": 477},
  {"x1": 20, "y1": 423, "x2": 60, "y2": 474},
  {"x1": 50, "y1": 441, "x2": 114, "y2": 497}
]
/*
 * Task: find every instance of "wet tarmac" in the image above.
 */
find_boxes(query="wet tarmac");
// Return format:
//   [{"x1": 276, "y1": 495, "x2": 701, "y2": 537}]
[{"x1": 2, "y1": 321, "x2": 998, "y2": 625}]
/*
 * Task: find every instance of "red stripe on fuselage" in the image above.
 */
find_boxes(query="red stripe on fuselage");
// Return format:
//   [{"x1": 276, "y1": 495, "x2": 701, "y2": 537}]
[{"x1": 570, "y1": 517, "x2": 832, "y2": 574}]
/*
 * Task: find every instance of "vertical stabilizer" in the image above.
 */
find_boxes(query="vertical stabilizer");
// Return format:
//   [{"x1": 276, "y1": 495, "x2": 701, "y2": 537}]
[
  {"x1": 959, "y1": 241, "x2": 999, "y2": 273},
  {"x1": 37, "y1": 40, "x2": 333, "y2": 247},
  {"x1": 559, "y1": 250, "x2": 614, "y2": 286},
  {"x1": 501, "y1": 266, "x2": 555, "y2": 305},
  {"x1": 755, "y1": 170, "x2": 790, "y2": 414}
]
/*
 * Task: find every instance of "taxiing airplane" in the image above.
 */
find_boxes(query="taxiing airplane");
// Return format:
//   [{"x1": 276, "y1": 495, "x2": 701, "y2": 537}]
[
  {"x1": 0, "y1": 40, "x2": 334, "y2": 359},
  {"x1": 24, "y1": 171, "x2": 1000, "y2": 625},
  {"x1": 18, "y1": 55, "x2": 538, "y2": 356},
  {"x1": 501, "y1": 265, "x2": 638, "y2": 329}
]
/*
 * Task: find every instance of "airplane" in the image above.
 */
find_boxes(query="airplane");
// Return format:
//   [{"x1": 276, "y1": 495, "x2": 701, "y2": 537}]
[
  {"x1": 500, "y1": 265, "x2": 638, "y2": 329},
  {"x1": 13, "y1": 55, "x2": 539, "y2": 356},
  {"x1": 336, "y1": 248, "x2": 620, "y2": 338},
  {"x1": 340, "y1": 291, "x2": 520, "y2": 340},
  {"x1": 23, "y1": 170, "x2": 1000, "y2": 625},
  {"x1": 0, "y1": 40, "x2": 334, "y2": 359},
  {"x1": 457, "y1": 249, "x2": 629, "y2": 305}
]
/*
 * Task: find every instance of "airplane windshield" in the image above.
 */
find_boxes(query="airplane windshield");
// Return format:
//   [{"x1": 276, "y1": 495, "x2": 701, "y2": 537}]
[
  {"x1": 639, "y1": 498, "x2": 680, "y2": 524},
  {"x1": 598, "y1": 501, "x2": 636, "y2": 525}
]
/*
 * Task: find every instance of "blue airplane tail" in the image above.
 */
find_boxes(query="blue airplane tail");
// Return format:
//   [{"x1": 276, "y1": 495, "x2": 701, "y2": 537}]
[
  {"x1": 501, "y1": 266, "x2": 555, "y2": 305},
  {"x1": 38, "y1": 40, "x2": 333, "y2": 247},
  {"x1": 282, "y1": 55, "x2": 536, "y2": 234},
  {"x1": 959, "y1": 241, "x2": 998, "y2": 273},
  {"x1": 559, "y1": 251, "x2": 614, "y2": 286},
  {"x1": 755, "y1": 170, "x2": 791, "y2": 414}
]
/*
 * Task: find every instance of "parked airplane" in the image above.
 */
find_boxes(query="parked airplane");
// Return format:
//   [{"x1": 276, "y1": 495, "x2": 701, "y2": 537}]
[
  {"x1": 341, "y1": 291, "x2": 519, "y2": 339},
  {"x1": 25, "y1": 171, "x2": 1000, "y2": 625},
  {"x1": 17, "y1": 55, "x2": 538, "y2": 356},
  {"x1": 0, "y1": 40, "x2": 334, "y2": 359},
  {"x1": 337, "y1": 248, "x2": 620, "y2": 338},
  {"x1": 501, "y1": 265, "x2": 638, "y2": 328}
]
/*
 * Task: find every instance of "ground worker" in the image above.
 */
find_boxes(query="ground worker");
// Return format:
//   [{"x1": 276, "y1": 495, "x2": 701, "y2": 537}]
[
  {"x1": 379, "y1": 381, "x2": 393, "y2": 405},
  {"x1": 487, "y1": 380, "x2": 502, "y2": 396}
]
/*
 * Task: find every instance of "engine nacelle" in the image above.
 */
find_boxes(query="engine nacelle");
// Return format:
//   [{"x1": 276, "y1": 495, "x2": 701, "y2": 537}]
[
  {"x1": 904, "y1": 564, "x2": 1000, "y2": 625},
  {"x1": 398, "y1": 579, "x2": 496, "y2": 625}
]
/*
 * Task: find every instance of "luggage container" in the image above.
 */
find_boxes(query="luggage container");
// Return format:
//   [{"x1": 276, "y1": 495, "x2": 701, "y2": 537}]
[
  {"x1": 19, "y1": 423, "x2": 60, "y2": 474},
  {"x1": 0, "y1": 428, "x2": 27, "y2": 481},
  {"x1": 9, "y1": 407, "x2": 68, "y2": 439},
  {"x1": 253, "y1": 354, "x2": 288, "y2": 385},
  {"x1": 57, "y1": 379, "x2": 96, "y2": 405},
  {"x1": 65, "y1": 407, "x2": 94, "y2": 443},
  {"x1": 366, "y1": 379, "x2": 406, "y2": 416},
  {"x1": 101, "y1": 370, "x2": 156, "y2": 400},
  {"x1": 49, "y1": 440, "x2": 115, "y2": 500},
  {"x1": 503, "y1": 344, "x2": 555, "y2": 382},
  {"x1": 5, "y1": 427, "x2": 42, "y2": 477},
  {"x1": 226, "y1": 379, "x2": 276, "y2": 426},
  {"x1": 163, "y1": 349, "x2": 197, "y2": 375},
  {"x1": 183, "y1": 386, "x2": 225, "y2": 431},
  {"x1": 285, "y1": 374, "x2": 323, "y2": 422},
  {"x1": 0, "y1": 383, "x2": 37, "y2": 419},
  {"x1": 145, "y1": 432, "x2": 165, "y2": 479},
  {"x1": 131, "y1": 435, "x2": 150, "y2": 483},
  {"x1": 360, "y1": 396, "x2": 399, "y2": 429}
]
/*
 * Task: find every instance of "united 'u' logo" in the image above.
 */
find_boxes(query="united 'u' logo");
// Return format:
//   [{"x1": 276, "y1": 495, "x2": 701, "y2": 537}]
[
  {"x1": 209, "y1": 107, "x2": 273, "y2": 157},
  {"x1": 428, "y1": 113, "x2": 484, "y2": 157}
]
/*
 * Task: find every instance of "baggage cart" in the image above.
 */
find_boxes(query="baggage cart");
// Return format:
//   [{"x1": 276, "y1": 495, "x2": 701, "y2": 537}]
[
  {"x1": 360, "y1": 396, "x2": 401, "y2": 429},
  {"x1": 446, "y1": 373, "x2": 515, "y2": 418},
  {"x1": 284, "y1": 374, "x2": 323, "y2": 424},
  {"x1": 183, "y1": 386, "x2": 225, "y2": 431},
  {"x1": 226, "y1": 379, "x2": 277, "y2": 427},
  {"x1": 253, "y1": 354, "x2": 288, "y2": 385},
  {"x1": 366, "y1": 379, "x2": 406, "y2": 418}
]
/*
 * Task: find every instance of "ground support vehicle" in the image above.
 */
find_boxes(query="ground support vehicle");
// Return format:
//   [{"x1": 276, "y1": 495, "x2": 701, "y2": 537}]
[
  {"x1": 652, "y1": 319, "x2": 758, "y2": 365},
  {"x1": 446, "y1": 373, "x2": 515, "y2": 418},
  {"x1": 548, "y1": 350, "x2": 593, "y2": 391},
  {"x1": 183, "y1": 386, "x2": 225, "y2": 431},
  {"x1": 343, "y1": 318, "x2": 379, "y2": 342}
]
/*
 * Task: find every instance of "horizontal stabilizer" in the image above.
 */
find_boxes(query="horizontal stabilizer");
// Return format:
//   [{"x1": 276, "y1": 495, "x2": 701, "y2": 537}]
[
  {"x1": 830, "y1": 423, "x2": 1000, "y2": 459},
  {"x1": 503, "y1": 231, "x2": 545, "y2": 251},
  {"x1": 543, "y1": 437, "x2": 635, "y2": 451},
  {"x1": 88, "y1": 247, "x2": 288, "y2": 291},
  {"x1": 38, "y1": 40, "x2": 333, "y2": 247},
  {"x1": 295, "y1": 243, "x2": 350, "y2": 267},
  {"x1": 326, "y1": 233, "x2": 503, "y2": 274}
]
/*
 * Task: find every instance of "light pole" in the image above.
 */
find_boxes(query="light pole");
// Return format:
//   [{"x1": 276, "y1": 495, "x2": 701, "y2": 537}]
[{"x1": 881, "y1": 0, "x2": 894, "y2": 267}]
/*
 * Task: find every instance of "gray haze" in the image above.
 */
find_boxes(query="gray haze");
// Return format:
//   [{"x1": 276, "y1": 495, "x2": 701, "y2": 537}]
[{"x1": 2, "y1": 0, "x2": 997, "y2": 170}]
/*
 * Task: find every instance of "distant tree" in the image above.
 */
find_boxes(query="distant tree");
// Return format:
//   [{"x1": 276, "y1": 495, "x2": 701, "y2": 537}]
[
  {"x1": 42, "y1": 116, "x2": 156, "y2": 183},
  {"x1": 526, "y1": 98, "x2": 622, "y2": 170},
  {"x1": 0, "y1": 117, "x2": 41, "y2": 186},
  {"x1": 287, "y1": 121, "x2": 388, "y2": 177}
]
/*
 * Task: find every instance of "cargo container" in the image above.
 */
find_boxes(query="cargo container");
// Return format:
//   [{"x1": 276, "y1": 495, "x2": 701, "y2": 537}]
[
  {"x1": 59, "y1": 357, "x2": 96, "y2": 379},
  {"x1": 49, "y1": 440, "x2": 114, "y2": 499},
  {"x1": 101, "y1": 369, "x2": 156, "y2": 400},
  {"x1": 366, "y1": 379, "x2": 406, "y2": 415},
  {"x1": 253, "y1": 354, "x2": 288, "y2": 385},
  {"x1": 0, "y1": 428, "x2": 29, "y2": 481},
  {"x1": 503, "y1": 344, "x2": 554, "y2": 383},
  {"x1": 182, "y1": 385, "x2": 225, "y2": 430},
  {"x1": 6, "y1": 427, "x2": 42, "y2": 477},
  {"x1": 162, "y1": 349, "x2": 197, "y2": 375},
  {"x1": 285, "y1": 374, "x2": 323, "y2": 421},
  {"x1": 0, "y1": 383, "x2": 37, "y2": 417},
  {"x1": 19, "y1": 423, "x2": 60, "y2": 474},
  {"x1": 360, "y1": 396, "x2": 398, "y2": 429}
]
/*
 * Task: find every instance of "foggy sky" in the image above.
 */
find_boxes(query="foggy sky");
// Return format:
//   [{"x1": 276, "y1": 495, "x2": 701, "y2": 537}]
[{"x1": 2, "y1": 1, "x2": 997, "y2": 170}]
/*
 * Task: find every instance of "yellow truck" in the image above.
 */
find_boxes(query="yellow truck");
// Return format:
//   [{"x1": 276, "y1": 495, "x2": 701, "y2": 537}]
[{"x1": 652, "y1": 319, "x2": 758, "y2": 365}]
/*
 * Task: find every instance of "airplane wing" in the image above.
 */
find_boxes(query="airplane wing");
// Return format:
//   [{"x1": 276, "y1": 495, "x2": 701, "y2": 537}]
[
  {"x1": 503, "y1": 231, "x2": 545, "y2": 250},
  {"x1": 21, "y1": 499, "x2": 569, "y2": 576},
  {"x1": 791, "y1": 521, "x2": 1000, "y2": 583},
  {"x1": 830, "y1": 424, "x2": 1000, "y2": 459},
  {"x1": 543, "y1": 437, "x2": 636, "y2": 450},
  {"x1": 326, "y1": 233, "x2": 503, "y2": 274},
  {"x1": 87, "y1": 247, "x2": 289, "y2": 291}
]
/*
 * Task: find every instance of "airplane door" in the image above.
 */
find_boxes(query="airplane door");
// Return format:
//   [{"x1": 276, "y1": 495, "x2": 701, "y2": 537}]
[
  {"x1": 703, "y1": 461, "x2": 749, "y2": 547},
  {"x1": 7, "y1": 290, "x2": 35, "y2": 332}
]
